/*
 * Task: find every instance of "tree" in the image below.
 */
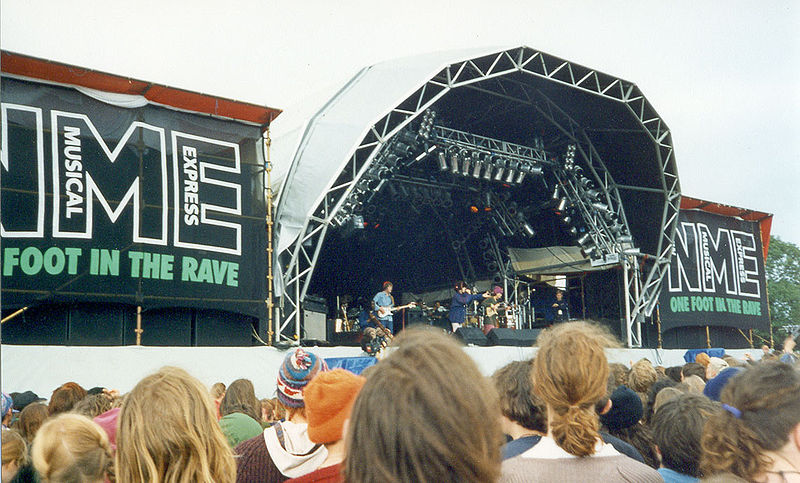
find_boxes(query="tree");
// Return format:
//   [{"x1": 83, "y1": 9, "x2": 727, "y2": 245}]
[{"x1": 764, "y1": 236, "x2": 800, "y2": 343}]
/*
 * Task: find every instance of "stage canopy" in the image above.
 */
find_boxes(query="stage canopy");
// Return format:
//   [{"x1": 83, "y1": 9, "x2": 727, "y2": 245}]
[{"x1": 272, "y1": 46, "x2": 681, "y2": 346}]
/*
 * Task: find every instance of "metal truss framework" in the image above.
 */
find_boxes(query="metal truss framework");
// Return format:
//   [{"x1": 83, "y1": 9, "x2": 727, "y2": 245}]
[{"x1": 275, "y1": 47, "x2": 681, "y2": 347}]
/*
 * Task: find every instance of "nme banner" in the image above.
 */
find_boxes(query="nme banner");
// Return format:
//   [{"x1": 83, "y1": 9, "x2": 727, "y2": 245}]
[
  {"x1": 659, "y1": 209, "x2": 769, "y2": 331},
  {"x1": 1, "y1": 78, "x2": 267, "y2": 317}
]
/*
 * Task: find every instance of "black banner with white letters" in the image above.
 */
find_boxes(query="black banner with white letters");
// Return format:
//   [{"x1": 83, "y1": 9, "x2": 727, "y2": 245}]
[
  {"x1": 1, "y1": 77, "x2": 267, "y2": 318},
  {"x1": 659, "y1": 209, "x2": 769, "y2": 331}
]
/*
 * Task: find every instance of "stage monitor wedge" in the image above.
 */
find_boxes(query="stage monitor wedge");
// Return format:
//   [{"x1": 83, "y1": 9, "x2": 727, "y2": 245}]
[
  {"x1": 487, "y1": 328, "x2": 541, "y2": 347},
  {"x1": 454, "y1": 327, "x2": 489, "y2": 346}
]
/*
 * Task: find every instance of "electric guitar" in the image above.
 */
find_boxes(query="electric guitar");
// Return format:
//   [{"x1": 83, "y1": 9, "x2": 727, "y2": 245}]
[
  {"x1": 367, "y1": 312, "x2": 394, "y2": 340},
  {"x1": 375, "y1": 302, "x2": 417, "y2": 318}
]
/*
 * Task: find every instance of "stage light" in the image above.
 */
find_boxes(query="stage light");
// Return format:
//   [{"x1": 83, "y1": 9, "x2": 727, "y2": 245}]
[
  {"x1": 592, "y1": 202, "x2": 610, "y2": 213},
  {"x1": 552, "y1": 185, "x2": 561, "y2": 200},
  {"x1": 585, "y1": 189, "x2": 600, "y2": 200},
  {"x1": 472, "y1": 153, "x2": 483, "y2": 178},
  {"x1": 514, "y1": 169, "x2": 526, "y2": 184},
  {"x1": 438, "y1": 152, "x2": 448, "y2": 171},
  {"x1": 450, "y1": 151, "x2": 460, "y2": 173},
  {"x1": 461, "y1": 150, "x2": 471, "y2": 176},
  {"x1": 483, "y1": 156, "x2": 493, "y2": 180},
  {"x1": 522, "y1": 223, "x2": 535, "y2": 237},
  {"x1": 617, "y1": 234, "x2": 633, "y2": 244},
  {"x1": 530, "y1": 165, "x2": 543, "y2": 176},
  {"x1": 569, "y1": 226, "x2": 578, "y2": 236},
  {"x1": 580, "y1": 177, "x2": 591, "y2": 188},
  {"x1": 556, "y1": 197, "x2": 567, "y2": 212},
  {"x1": 583, "y1": 244, "x2": 597, "y2": 257},
  {"x1": 577, "y1": 233, "x2": 591, "y2": 246},
  {"x1": 505, "y1": 167, "x2": 516, "y2": 184},
  {"x1": 562, "y1": 215, "x2": 572, "y2": 224},
  {"x1": 493, "y1": 159, "x2": 505, "y2": 181}
]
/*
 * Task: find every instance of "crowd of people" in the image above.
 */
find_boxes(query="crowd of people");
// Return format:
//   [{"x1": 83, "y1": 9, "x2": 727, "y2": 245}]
[{"x1": 2, "y1": 325, "x2": 799, "y2": 482}]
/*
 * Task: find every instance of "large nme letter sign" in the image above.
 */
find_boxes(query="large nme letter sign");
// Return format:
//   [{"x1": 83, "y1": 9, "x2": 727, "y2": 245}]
[
  {"x1": 658, "y1": 209, "x2": 769, "y2": 331},
  {"x1": 0, "y1": 77, "x2": 267, "y2": 317}
]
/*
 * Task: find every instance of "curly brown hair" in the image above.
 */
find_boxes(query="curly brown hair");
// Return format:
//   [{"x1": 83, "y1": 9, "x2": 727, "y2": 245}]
[
  {"x1": 700, "y1": 362, "x2": 800, "y2": 480},
  {"x1": 492, "y1": 359, "x2": 546, "y2": 433}
]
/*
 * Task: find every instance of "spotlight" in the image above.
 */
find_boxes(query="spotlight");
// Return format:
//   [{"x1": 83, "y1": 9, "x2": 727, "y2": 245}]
[
  {"x1": 556, "y1": 197, "x2": 567, "y2": 212},
  {"x1": 522, "y1": 223, "x2": 535, "y2": 237},
  {"x1": 568, "y1": 226, "x2": 578, "y2": 236},
  {"x1": 461, "y1": 150, "x2": 471, "y2": 176},
  {"x1": 577, "y1": 233, "x2": 591, "y2": 246},
  {"x1": 562, "y1": 216, "x2": 572, "y2": 224},
  {"x1": 483, "y1": 156, "x2": 493, "y2": 180},
  {"x1": 515, "y1": 169, "x2": 526, "y2": 184},
  {"x1": 529, "y1": 165, "x2": 543, "y2": 176},
  {"x1": 592, "y1": 202, "x2": 610, "y2": 213},
  {"x1": 472, "y1": 153, "x2": 483, "y2": 178},
  {"x1": 583, "y1": 244, "x2": 597, "y2": 257},
  {"x1": 450, "y1": 151, "x2": 460, "y2": 173},
  {"x1": 552, "y1": 185, "x2": 561, "y2": 200},
  {"x1": 580, "y1": 177, "x2": 591, "y2": 188},
  {"x1": 493, "y1": 159, "x2": 506, "y2": 181},
  {"x1": 438, "y1": 152, "x2": 448, "y2": 171},
  {"x1": 505, "y1": 167, "x2": 516, "y2": 184},
  {"x1": 617, "y1": 234, "x2": 633, "y2": 244},
  {"x1": 585, "y1": 189, "x2": 600, "y2": 200}
]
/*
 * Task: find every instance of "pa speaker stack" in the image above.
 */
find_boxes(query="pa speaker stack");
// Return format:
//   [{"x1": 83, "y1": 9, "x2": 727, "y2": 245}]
[
  {"x1": 486, "y1": 328, "x2": 541, "y2": 347},
  {"x1": 454, "y1": 327, "x2": 489, "y2": 346}
]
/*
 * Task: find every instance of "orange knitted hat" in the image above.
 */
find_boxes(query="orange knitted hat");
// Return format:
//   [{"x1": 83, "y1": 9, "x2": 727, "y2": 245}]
[{"x1": 304, "y1": 369, "x2": 366, "y2": 444}]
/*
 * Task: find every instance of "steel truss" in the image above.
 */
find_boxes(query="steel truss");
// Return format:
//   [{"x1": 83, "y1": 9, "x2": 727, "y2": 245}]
[{"x1": 275, "y1": 47, "x2": 680, "y2": 347}]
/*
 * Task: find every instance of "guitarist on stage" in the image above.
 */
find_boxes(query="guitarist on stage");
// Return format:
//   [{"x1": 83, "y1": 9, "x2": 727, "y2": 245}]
[
  {"x1": 371, "y1": 281, "x2": 417, "y2": 335},
  {"x1": 372, "y1": 281, "x2": 398, "y2": 334}
]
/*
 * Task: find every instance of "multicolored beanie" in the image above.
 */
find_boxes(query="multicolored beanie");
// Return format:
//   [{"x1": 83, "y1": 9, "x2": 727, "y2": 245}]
[
  {"x1": 277, "y1": 348, "x2": 328, "y2": 408},
  {"x1": 1, "y1": 392, "x2": 13, "y2": 417}
]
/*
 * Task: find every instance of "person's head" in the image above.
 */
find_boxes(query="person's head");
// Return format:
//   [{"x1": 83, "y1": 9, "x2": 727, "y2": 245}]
[
  {"x1": 48, "y1": 382, "x2": 87, "y2": 416},
  {"x1": 115, "y1": 366, "x2": 236, "y2": 483},
  {"x1": 643, "y1": 377, "x2": 678, "y2": 424},
  {"x1": 344, "y1": 327, "x2": 502, "y2": 483},
  {"x1": 600, "y1": 385, "x2": 643, "y2": 432},
  {"x1": 533, "y1": 321, "x2": 618, "y2": 457},
  {"x1": 706, "y1": 357, "x2": 729, "y2": 380},
  {"x1": 695, "y1": 352, "x2": 711, "y2": 367},
  {"x1": 701, "y1": 362, "x2": 800, "y2": 480},
  {"x1": 276, "y1": 348, "x2": 328, "y2": 421},
  {"x1": 383, "y1": 281, "x2": 393, "y2": 293},
  {"x1": 784, "y1": 335, "x2": 796, "y2": 353},
  {"x1": 0, "y1": 393, "x2": 12, "y2": 427},
  {"x1": 652, "y1": 387, "x2": 684, "y2": 414},
  {"x1": 72, "y1": 394, "x2": 113, "y2": 419},
  {"x1": 703, "y1": 367, "x2": 744, "y2": 402},
  {"x1": 652, "y1": 393, "x2": 718, "y2": 478},
  {"x1": 17, "y1": 402, "x2": 49, "y2": 444},
  {"x1": 761, "y1": 344, "x2": 771, "y2": 354},
  {"x1": 2, "y1": 430, "x2": 28, "y2": 483},
  {"x1": 683, "y1": 375, "x2": 706, "y2": 394},
  {"x1": 682, "y1": 362, "x2": 706, "y2": 382},
  {"x1": 209, "y1": 382, "x2": 226, "y2": 401},
  {"x1": 555, "y1": 290, "x2": 564, "y2": 301},
  {"x1": 628, "y1": 358, "x2": 658, "y2": 396},
  {"x1": 454, "y1": 281, "x2": 467, "y2": 294},
  {"x1": 491, "y1": 359, "x2": 547, "y2": 435},
  {"x1": 219, "y1": 378, "x2": 261, "y2": 423},
  {"x1": 608, "y1": 362, "x2": 629, "y2": 388},
  {"x1": 304, "y1": 369, "x2": 366, "y2": 444},
  {"x1": 31, "y1": 413, "x2": 112, "y2": 483},
  {"x1": 665, "y1": 366, "x2": 683, "y2": 383}
]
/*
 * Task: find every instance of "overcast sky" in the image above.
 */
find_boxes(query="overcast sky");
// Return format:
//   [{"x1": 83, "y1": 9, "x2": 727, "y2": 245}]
[{"x1": 2, "y1": 0, "x2": 798, "y2": 245}]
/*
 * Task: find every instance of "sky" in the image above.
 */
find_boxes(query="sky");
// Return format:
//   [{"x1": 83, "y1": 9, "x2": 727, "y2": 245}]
[{"x1": 2, "y1": 0, "x2": 799, "y2": 245}]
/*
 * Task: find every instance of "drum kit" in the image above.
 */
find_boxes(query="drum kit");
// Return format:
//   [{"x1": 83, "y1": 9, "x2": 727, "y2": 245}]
[{"x1": 465, "y1": 303, "x2": 521, "y2": 330}]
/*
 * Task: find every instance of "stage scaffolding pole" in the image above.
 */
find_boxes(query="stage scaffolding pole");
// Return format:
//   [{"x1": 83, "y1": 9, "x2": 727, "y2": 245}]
[{"x1": 265, "y1": 128, "x2": 275, "y2": 346}]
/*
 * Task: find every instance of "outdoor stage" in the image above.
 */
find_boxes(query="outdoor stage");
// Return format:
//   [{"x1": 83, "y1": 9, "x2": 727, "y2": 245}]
[{"x1": 0, "y1": 343, "x2": 754, "y2": 399}]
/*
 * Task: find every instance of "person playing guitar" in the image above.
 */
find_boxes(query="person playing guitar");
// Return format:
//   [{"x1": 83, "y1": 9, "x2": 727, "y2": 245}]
[{"x1": 371, "y1": 281, "x2": 416, "y2": 335}]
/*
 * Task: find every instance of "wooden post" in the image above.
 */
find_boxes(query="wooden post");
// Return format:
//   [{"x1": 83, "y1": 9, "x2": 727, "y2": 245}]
[
  {"x1": 1, "y1": 306, "x2": 28, "y2": 324},
  {"x1": 705, "y1": 325, "x2": 711, "y2": 349},
  {"x1": 656, "y1": 303, "x2": 663, "y2": 349},
  {"x1": 135, "y1": 305, "x2": 143, "y2": 346}
]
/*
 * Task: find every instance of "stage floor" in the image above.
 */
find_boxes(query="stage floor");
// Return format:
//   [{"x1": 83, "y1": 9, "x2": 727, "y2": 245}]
[{"x1": 1, "y1": 344, "x2": 754, "y2": 399}]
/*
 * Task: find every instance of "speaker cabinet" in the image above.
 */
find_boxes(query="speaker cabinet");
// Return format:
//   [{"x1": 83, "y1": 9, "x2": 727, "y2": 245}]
[
  {"x1": 487, "y1": 328, "x2": 541, "y2": 347},
  {"x1": 454, "y1": 327, "x2": 489, "y2": 346}
]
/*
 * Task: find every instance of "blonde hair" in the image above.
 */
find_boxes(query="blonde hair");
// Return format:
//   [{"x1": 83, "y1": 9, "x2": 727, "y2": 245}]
[
  {"x1": 2, "y1": 429, "x2": 29, "y2": 467},
  {"x1": 31, "y1": 413, "x2": 113, "y2": 483},
  {"x1": 627, "y1": 359, "x2": 658, "y2": 394},
  {"x1": 533, "y1": 321, "x2": 617, "y2": 457},
  {"x1": 209, "y1": 382, "x2": 226, "y2": 400},
  {"x1": 344, "y1": 327, "x2": 503, "y2": 483},
  {"x1": 116, "y1": 367, "x2": 236, "y2": 483}
]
